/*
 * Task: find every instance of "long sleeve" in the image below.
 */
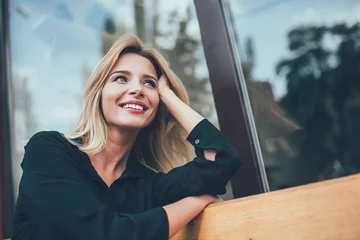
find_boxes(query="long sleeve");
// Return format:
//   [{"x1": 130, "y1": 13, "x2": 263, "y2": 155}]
[
  {"x1": 152, "y1": 119, "x2": 241, "y2": 207},
  {"x1": 20, "y1": 132, "x2": 169, "y2": 240}
]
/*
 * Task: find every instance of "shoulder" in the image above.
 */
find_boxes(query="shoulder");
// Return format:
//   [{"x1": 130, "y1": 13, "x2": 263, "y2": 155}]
[
  {"x1": 22, "y1": 131, "x2": 79, "y2": 170},
  {"x1": 26, "y1": 131, "x2": 72, "y2": 149},
  {"x1": 28, "y1": 130, "x2": 65, "y2": 141},
  {"x1": 24, "y1": 131, "x2": 76, "y2": 161}
]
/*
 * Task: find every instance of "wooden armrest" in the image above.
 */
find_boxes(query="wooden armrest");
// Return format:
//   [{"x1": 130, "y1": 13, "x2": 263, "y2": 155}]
[{"x1": 172, "y1": 174, "x2": 360, "y2": 240}]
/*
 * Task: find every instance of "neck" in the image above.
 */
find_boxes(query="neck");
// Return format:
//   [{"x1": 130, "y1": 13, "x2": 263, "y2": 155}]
[{"x1": 89, "y1": 126, "x2": 140, "y2": 174}]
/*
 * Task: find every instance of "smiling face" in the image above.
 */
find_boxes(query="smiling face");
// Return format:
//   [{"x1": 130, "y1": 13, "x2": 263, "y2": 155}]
[{"x1": 101, "y1": 53, "x2": 160, "y2": 130}]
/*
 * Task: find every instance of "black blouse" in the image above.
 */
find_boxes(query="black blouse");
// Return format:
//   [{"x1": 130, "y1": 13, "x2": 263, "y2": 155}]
[{"x1": 12, "y1": 119, "x2": 241, "y2": 240}]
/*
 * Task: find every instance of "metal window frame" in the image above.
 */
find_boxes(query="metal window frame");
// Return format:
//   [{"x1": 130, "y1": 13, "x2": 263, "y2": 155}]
[
  {"x1": 1, "y1": 0, "x2": 14, "y2": 238},
  {"x1": 194, "y1": 0, "x2": 269, "y2": 198}
]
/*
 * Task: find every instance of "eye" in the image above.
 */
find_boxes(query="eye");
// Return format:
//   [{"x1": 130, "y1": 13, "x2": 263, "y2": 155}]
[
  {"x1": 113, "y1": 75, "x2": 127, "y2": 83},
  {"x1": 144, "y1": 80, "x2": 157, "y2": 88}
]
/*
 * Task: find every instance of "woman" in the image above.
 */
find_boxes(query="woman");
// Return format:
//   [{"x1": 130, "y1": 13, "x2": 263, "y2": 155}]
[{"x1": 12, "y1": 34, "x2": 241, "y2": 240}]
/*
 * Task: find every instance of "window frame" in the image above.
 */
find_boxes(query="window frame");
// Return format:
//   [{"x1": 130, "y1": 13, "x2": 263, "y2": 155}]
[
  {"x1": 194, "y1": 0, "x2": 269, "y2": 198},
  {"x1": 0, "y1": 0, "x2": 14, "y2": 238}
]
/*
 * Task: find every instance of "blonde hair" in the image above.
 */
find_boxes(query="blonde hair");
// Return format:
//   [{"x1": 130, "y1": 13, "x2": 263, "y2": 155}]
[{"x1": 66, "y1": 34, "x2": 192, "y2": 173}]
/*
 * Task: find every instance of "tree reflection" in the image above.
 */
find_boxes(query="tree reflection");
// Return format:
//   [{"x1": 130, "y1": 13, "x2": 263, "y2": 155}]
[{"x1": 277, "y1": 23, "x2": 360, "y2": 181}]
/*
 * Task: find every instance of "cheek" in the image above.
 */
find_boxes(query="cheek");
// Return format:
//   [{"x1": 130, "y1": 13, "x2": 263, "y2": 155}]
[
  {"x1": 100, "y1": 94, "x2": 110, "y2": 121},
  {"x1": 101, "y1": 90, "x2": 109, "y2": 110},
  {"x1": 102, "y1": 85, "x2": 123, "y2": 105},
  {"x1": 101, "y1": 88, "x2": 117, "y2": 118}
]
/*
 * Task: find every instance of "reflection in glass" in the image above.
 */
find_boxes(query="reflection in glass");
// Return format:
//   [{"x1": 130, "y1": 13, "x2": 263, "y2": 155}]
[
  {"x1": 10, "y1": 0, "x2": 224, "y2": 198},
  {"x1": 229, "y1": 0, "x2": 360, "y2": 190}
]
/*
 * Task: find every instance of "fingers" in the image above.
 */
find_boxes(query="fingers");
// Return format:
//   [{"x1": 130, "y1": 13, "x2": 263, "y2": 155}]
[{"x1": 158, "y1": 74, "x2": 168, "y2": 82}]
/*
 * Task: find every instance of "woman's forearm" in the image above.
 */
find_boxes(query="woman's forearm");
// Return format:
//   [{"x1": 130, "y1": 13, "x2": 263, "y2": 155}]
[
  {"x1": 160, "y1": 90, "x2": 216, "y2": 161},
  {"x1": 160, "y1": 90, "x2": 204, "y2": 134},
  {"x1": 162, "y1": 195, "x2": 217, "y2": 239}
]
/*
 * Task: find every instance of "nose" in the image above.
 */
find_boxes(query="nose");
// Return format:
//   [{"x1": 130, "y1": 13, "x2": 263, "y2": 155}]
[{"x1": 128, "y1": 80, "x2": 144, "y2": 97}]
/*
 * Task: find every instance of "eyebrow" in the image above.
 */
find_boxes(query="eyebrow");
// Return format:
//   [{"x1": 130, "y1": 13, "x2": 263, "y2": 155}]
[{"x1": 110, "y1": 70, "x2": 157, "y2": 81}]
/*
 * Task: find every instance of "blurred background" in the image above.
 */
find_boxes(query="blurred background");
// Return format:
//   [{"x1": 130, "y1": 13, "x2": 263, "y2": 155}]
[
  {"x1": 232, "y1": 0, "x2": 360, "y2": 189},
  {"x1": 2, "y1": 0, "x2": 360, "y2": 237}
]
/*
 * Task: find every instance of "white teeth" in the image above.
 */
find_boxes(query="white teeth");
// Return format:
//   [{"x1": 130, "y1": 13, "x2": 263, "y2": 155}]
[{"x1": 122, "y1": 104, "x2": 144, "y2": 110}]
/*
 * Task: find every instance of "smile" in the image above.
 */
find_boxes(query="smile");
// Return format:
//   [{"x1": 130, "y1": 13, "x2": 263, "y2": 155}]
[
  {"x1": 119, "y1": 100, "x2": 149, "y2": 112},
  {"x1": 122, "y1": 103, "x2": 145, "y2": 111}
]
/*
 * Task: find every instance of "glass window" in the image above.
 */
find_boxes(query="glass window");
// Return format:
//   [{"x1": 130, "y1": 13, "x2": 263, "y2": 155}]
[
  {"x1": 10, "y1": 0, "x2": 232, "y2": 199},
  {"x1": 228, "y1": 0, "x2": 360, "y2": 190}
]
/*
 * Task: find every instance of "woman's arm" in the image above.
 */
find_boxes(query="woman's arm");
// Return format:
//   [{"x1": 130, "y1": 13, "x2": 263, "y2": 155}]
[
  {"x1": 163, "y1": 195, "x2": 219, "y2": 239},
  {"x1": 151, "y1": 75, "x2": 241, "y2": 208},
  {"x1": 159, "y1": 83, "x2": 203, "y2": 135},
  {"x1": 159, "y1": 75, "x2": 216, "y2": 160}
]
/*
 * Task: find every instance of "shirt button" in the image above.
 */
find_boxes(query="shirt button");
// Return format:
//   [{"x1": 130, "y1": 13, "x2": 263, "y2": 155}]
[{"x1": 195, "y1": 139, "x2": 200, "y2": 144}]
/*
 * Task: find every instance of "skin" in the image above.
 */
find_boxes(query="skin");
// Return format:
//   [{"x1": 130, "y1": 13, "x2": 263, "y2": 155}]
[{"x1": 89, "y1": 53, "x2": 219, "y2": 239}]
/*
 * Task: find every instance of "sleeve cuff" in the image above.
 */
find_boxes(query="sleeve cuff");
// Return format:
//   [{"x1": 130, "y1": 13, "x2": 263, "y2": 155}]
[{"x1": 186, "y1": 119, "x2": 228, "y2": 157}]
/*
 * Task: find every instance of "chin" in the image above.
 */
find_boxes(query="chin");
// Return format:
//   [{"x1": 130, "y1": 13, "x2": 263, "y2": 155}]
[{"x1": 117, "y1": 119, "x2": 154, "y2": 130}]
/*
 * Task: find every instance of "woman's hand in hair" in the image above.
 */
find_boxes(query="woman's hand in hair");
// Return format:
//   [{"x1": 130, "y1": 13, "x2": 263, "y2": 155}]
[
  {"x1": 158, "y1": 74, "x2": 217, "y2": 161},
  {"x1": 158, "y1": 74, "x2": 205, "y2": 135},
  {"x1": 157, "y1": 74, "x2": 172, "y2": 97}
]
